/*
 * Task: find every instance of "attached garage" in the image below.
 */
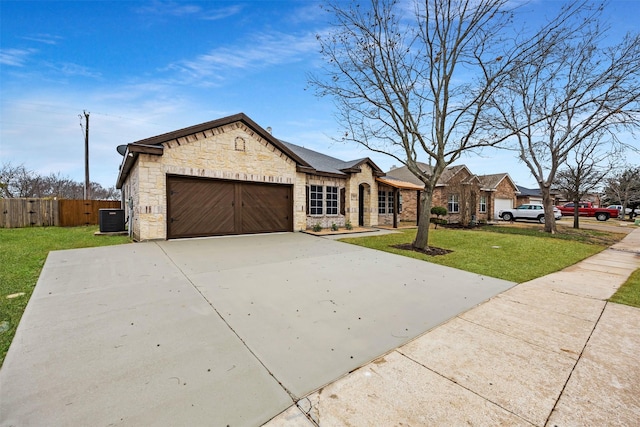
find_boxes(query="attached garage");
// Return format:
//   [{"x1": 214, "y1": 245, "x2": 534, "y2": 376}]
[
  {"x1": 167, "y1": 176, "x2": 293, "y2": 239},
  {"x1": 494, "y1": 197, "x2": 513, "y2": 219}
]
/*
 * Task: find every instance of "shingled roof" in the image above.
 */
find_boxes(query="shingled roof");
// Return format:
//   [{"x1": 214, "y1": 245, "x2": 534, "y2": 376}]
[
  {"x1": 386, "y1": 163, "x2": 474, "y2": 186},
  {"x1": 280, "y1": 141, "x2": 384, "y2": 177},
  {"x1": 516, "y1": 185, "x2": 543, "y2": 197},
  {"x1": 116, "y1": 113, "x2": 385, "y2": 187}
]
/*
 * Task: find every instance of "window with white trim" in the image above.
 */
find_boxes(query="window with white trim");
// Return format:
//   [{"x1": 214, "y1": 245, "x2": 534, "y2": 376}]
[
  {"x1": 326, "y1": 186, "x2": 338, "y2": 215},
  {"x1": 310, "y1": 185, "x2": 323, "y2": 215},
  {"x1": 378, "y1": 190, "x2": 386, "y2": 214},
  {"x1": 387, "y1": 191, "x2": 394, "y2": 214},
  {"x1": 448, "y1": 194, "x2": 460, "y2": 213},
  {"x1": 479, "y1": 195, "x2": 487, "y2": 213}
]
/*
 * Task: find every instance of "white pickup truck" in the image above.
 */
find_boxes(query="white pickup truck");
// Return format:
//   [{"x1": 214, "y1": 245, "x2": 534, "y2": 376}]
[{"x1": 606, "y1": 205, "x2": 639, "y2": 218}]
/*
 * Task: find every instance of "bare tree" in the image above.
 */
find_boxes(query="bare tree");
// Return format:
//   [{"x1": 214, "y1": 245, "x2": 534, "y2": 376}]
[
  {"x1": 554, "y1": 136, "x2": 617, "y2": 228},
  {"x1": 603, "y1": 166, "x2": 640, "y2": 219},
  {"x1": 310, "y1": 0, "x2": 587, "y2": 249},
  {"x1": 488, "y1": 3, "x2": 640, "y2": 233},
  {"x1": 0, "y1": 162, "x2": 39, "y2": 198},
  {"x1": 90, "y1": 182, "x2": 120, "y2": 200},
  {"x1": 0, "y1": 162, "x2": 119, "y2": 200}
]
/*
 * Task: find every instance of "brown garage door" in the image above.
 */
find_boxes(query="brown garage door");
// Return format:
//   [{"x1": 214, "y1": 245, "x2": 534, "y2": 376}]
[{"x1": 167, "y1": 176, "x2": 293, "y2": 239}]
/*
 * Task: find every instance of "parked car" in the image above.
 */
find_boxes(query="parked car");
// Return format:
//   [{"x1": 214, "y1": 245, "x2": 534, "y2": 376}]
[
  {"x1": 556, "y1": 202, "x2": 619, "y2": 221},
  {"x1": 499, "y1": 204, "x2": 562, "y2": 223},
  {"x1": 606, "y1": 205, "x2": 638, "y2": 218}
]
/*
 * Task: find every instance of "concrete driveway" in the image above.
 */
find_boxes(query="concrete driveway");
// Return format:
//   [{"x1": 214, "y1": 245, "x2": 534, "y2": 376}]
[{"x1": 0, "y1": 232, "x2": 514, "y2": 426}]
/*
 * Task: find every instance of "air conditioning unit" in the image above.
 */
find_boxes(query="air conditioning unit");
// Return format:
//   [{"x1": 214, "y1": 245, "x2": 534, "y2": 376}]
[{"x1": 99, "y1": 209, "x2": 125, "y2": 232}]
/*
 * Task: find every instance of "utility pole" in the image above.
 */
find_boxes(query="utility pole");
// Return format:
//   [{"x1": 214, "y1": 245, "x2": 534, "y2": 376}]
[{"x1": 80, "y1": 111, "x2": 90, "y2": 200}]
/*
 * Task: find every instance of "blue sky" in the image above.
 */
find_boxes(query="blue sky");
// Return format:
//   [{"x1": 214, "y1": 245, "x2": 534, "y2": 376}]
[{"x1": 1, "y1": 0, "x2": 638, "y2": 190}]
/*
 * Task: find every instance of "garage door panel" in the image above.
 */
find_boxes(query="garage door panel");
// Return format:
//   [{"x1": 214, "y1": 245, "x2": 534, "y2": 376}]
[
  {"x1": 494, "y1": 198, "x2": 513, "y2": 220},
  {"x1": 241, "y1": 183, "x2": 291, "y2": 234},
  {"x1": 168, "y1": 178, "x2": 236, "y2": 238}
]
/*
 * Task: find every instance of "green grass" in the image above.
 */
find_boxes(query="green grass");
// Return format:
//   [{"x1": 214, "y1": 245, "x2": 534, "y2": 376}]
[
  {"x1": 610, "y1": 269, "x2": 640, "y2": 308},
  {"x1": 0, "y1": 226, "x2": 131, "y2": 367},
  {"x1": 340, "y1": 226, "x2": 621, "y2": 283}
]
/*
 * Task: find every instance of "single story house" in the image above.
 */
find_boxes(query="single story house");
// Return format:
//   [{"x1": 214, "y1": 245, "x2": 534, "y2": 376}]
[
  {"x1": 116, "y1": 113, "x2": 390, "y2": 241},
  {"x1": 385, "y1": 164, "x2": 519, "y2": 223}
]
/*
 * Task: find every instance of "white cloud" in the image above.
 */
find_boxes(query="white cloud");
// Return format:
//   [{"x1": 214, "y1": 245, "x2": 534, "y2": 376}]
[
  {"x1": 21, "y1": 34, "x2": 63, "y2": 45},
  {"x1": 201, "y1": 5, "x2": 245, "y2": 21},
  {"x1": 135, "y1": 1, "x2": 202, "y2": 17},
  {"x1": 0, "y1": 48, "x2": 37, "y2": 67},
  {"x1": 165, "y1": 31, "x2": 319, "y2": 85},
  {"x1": 45, "y1": 62, "x2": 102, "y2": 79},
  {"x1": 135, "y1": 1, "x2": 243, "y2": 20}
]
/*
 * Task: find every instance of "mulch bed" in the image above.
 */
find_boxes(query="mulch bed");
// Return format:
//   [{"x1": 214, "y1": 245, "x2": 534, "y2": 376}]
[{"x1": 391, "y1": 243, "x2": 453, "y2": 256}]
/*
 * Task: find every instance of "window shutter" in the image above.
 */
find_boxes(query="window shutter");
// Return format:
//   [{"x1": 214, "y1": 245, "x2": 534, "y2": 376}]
[
  {"x1": 340, "y1": 188, "x2": 346, "y2": 215},
  {"x1": 306, "y1": 186, "x2": 309, "y2": 215}
]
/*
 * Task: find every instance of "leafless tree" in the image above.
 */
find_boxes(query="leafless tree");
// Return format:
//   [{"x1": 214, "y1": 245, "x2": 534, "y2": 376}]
[
  {"x1": 91, "y1": 183, "x2": 120, "y2": 200},
  {"x1": 603, "y1": 166, "x2": 640, "y2": 219},
  {"x1": 488, "y1": 3, "x2": 640, "y2": 233},
  {"x1": 554, "y1": 136, "x2": 617, "y2": 228},
  {"x1": 0, "y1": 162, "x2": 119, "y2": 200},
  {"x1": 310, "y1": 0, "x2": 588, "y2": 249},
  {"x1": 0, "y1": 162, "x2": 39, "y2": 198}
]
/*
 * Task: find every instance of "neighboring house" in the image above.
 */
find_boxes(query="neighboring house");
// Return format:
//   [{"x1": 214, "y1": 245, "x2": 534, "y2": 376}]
[
  {"x1": 115, "y1": 113, "x2": 385, "y2": 241},
  {"x1": 479, "y1": 173, "x2": 520, "y2": 221},
  {"x1": 517, "y1": 186, "x2": 562, "y2": 206},
  {"x1": 385, "y1": 164, "x2": 519, "y2": 224}
]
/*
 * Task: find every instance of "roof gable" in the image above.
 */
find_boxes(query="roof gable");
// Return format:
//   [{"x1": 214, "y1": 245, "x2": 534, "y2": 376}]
[
  {"x1": 478, "y1": 173, "x2": 518, "y2": 192},
  {"x1": 131, "y1": 113, "x2": 311, "y2": 167},
  {"x1": 386, "y1": 163, "x2": 473, "y2": 186}
]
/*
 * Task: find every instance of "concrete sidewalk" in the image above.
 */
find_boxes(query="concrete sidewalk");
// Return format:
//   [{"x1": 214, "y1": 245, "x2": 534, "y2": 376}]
[{"x1": 266, "y1": 228, "x2": 640, "y2": 426}]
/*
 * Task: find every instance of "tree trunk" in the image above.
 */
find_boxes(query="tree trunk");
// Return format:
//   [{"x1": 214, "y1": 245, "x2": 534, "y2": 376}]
[
  {"x1": 573, "y1": 202, "x2": 580, "y2": 229},
  {"x1": 541, "y1": 186, "x2": 557, "y2": 234},
  {"x1": 413, "y1": 188, "x2": 433, "y2": 249}
]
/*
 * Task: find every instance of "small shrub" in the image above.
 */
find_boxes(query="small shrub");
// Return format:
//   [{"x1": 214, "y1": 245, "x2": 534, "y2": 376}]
[
  {"x1": 430, "y1": 206, "x2": 448, "y2": 229},
  {"x1": 312, "y1": 223, "x2": 322, "y2": 232},
  {"x1": 345, "y1": 220, "x2": 353, "y2": 230},
  {"x1": 331, "y1": 223, "x2": 339, "y2": 231},
  {"x1": 431, "y1": 206, "x2": 447, "y2": 217},
  {"x1": 430, "y1": 218, "x2": 448, "y2": 226}
]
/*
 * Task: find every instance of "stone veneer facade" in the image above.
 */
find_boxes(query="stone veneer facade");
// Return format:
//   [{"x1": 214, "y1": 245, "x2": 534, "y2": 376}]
[
  {"x1": 121, "y1": 121, "x2": 307, "y2": 241},
  {"x1": 120, "y1": 118, "x2": 386, "y2": 241}
]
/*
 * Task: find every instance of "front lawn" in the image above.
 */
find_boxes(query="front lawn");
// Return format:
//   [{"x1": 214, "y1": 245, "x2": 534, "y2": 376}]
[
  {"x1": 610, "y1": 268, "x2": 640, "y2": 308},
  {"x1": 0, "y1": 226, "x2": 131, "y2": 367},
  {"x1": 340, "y1": 226, "x2": 624, "y2": 283}
]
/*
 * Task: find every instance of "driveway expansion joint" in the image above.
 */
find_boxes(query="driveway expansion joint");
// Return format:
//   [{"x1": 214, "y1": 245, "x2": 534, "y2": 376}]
[{"x1": 153, "y1": 242, "x2": 299, "y2": 402}]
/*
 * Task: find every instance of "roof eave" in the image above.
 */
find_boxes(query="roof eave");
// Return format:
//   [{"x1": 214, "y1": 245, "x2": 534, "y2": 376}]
[
  {"x1": 129, "y1": 113, "x2": 313, "y2": 168},
  {"x1": 116, "y1": 144, "x2": 164, "y2": 189}
]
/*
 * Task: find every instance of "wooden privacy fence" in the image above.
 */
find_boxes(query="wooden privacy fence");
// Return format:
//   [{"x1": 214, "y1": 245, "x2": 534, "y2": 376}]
[
  {"x1": 0, "y1": 198, "x2": 58, "y2": 228},
  {"x1": 0, "y1": 199, "x2": 121, "y2": 228},
  {"x1": 58, "y1": 200, "x2": 121, "y2": 227}
]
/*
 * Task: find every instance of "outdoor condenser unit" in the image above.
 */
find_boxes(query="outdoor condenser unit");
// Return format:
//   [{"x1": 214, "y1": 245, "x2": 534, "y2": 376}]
[{"x1": 99, "y1": 209, "x2": 125, "y2": 232}]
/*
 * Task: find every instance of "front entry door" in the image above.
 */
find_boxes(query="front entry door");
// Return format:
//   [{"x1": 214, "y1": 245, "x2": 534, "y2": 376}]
[{"x1": 358, "y1": 184, "x2": 365, "y2": 226}]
